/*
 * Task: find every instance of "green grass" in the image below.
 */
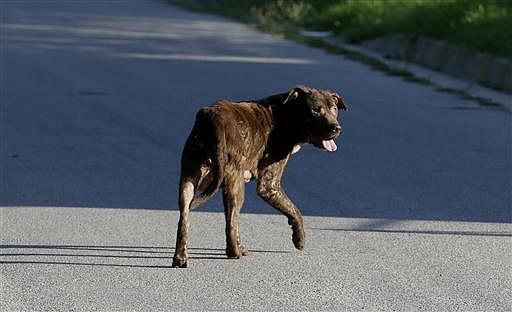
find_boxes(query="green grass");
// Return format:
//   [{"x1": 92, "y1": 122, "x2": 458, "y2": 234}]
[
  {"x1": 173, "y1": 0, "x2": 512, "y2": 60},
  {"x1": 171, "y1": 0, "x2": 510, "y2": 111},
  {"x1": 436, "y1": 87, "x2": 504, "y2": 109}
]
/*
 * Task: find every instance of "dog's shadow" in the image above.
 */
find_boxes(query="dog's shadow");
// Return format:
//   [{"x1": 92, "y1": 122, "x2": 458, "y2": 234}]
[{"x1": 0, "y1": 244, "x2": 289, "y2": 269}]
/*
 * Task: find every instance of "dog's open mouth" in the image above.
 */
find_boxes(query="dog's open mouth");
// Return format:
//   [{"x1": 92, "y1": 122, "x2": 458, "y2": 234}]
[
  {"x1": 313, "y1": 137, "x2": 338, "y2": 152},
  {"x1": 321, "y1": 139, "x2": 337, "y2": 152}
]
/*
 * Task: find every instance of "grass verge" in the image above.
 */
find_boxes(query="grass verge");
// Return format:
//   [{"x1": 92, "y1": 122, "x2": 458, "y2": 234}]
[
  {"x1": 173, "y1": 0, "x2": 512, "y2": 60},
  {"x1": 170, "y1": 0, "x2": 509, "y2": 111}
]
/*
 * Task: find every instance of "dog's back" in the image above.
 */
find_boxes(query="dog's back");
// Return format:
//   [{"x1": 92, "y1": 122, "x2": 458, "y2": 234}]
[{"x1": 181, "y1": 99, "x2": 274, "y2": 209}]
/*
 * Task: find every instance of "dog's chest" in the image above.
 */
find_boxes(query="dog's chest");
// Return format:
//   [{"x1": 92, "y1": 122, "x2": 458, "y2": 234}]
[
  {"x1": 291, "y1": 144, "x2": 302, "y2": 154},
  {"x1": 243, "y1": 170, "x2": 252, "y2": 182}
]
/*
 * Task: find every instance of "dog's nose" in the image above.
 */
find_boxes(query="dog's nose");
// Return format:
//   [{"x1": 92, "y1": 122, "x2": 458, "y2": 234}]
[{"x1": 331, "y1": 125, "x2": 342, "y2": 135}]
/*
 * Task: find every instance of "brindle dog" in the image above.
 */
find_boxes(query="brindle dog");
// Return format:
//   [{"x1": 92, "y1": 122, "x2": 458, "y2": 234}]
[{"x1": 172, "y1": 85, "x2": 348, "y2": 268}]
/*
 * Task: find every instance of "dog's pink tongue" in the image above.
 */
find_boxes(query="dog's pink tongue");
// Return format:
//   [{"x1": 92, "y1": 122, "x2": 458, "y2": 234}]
[{"x1": 322, "y1": 139, "x2": 337, "y2": 152}]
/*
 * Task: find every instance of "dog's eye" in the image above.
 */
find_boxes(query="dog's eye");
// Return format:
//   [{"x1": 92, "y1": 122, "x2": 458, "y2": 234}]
[{"x1": 311, "y1": 106, "x2": 322, "y2": 115}]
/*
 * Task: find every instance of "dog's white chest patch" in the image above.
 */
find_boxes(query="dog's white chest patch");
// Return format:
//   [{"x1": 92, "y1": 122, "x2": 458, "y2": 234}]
[
  {"x1": 291, "y1": 144, "x2": 302, "y2": 154},
  {"x1": 243, "y1": 170, "x2": 252, "y2": 182}
]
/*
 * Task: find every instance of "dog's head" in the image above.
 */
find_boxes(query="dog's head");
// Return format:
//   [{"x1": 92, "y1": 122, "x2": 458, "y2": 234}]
[{"x1": 283, "y1": 85, "x2": 348, "y2": 152}]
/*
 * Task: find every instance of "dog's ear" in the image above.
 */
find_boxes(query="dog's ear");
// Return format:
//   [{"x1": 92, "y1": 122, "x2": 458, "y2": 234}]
[
  {"x1": 283, "y1": 85, "x2": 310, "y2": 105},
  {"x1": 332, "y1": 92, "x2": 348, "y2": 111}
]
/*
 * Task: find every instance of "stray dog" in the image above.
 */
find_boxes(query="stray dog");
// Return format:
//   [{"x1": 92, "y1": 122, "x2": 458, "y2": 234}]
[{"x1": 172, "y1": 85, "x2": 348, "y2": 268}]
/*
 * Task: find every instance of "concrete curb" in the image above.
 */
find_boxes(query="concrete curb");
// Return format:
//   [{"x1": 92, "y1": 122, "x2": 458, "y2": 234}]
[
  {"x1": 306, "y1": 33, "x2": 512, "y2": 112},
  {"x1": 360, "y1": 35, "x2": 512, "y2": 94}
]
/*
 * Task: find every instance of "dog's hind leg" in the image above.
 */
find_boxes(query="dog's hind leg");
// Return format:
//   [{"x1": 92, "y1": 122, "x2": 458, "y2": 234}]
[
  {"x1": 222, "y1": 176, "x2": 247, "y2": 258},
  {"x1": 172, "y1": 178, "x2": 195, "y2": 268}
]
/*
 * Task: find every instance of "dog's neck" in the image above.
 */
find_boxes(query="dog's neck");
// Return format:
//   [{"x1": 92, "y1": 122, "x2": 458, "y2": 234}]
[
  {"x1": 253, "y1": 92, "x2": 308, "y2": 158},
  {"x1": 253, "y1": 92, "x2": 289, "y2": 107}
]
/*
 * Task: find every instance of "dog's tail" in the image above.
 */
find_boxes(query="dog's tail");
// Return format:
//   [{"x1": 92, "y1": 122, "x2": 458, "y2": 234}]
[{"x1": 189, "y1": 110, "x2": 224, "y2": 210}]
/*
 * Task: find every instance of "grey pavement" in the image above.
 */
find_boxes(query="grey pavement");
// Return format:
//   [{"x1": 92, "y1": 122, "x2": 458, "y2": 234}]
[{"x1": 1, "y1": 0, "x2": 511, "y2": 311}]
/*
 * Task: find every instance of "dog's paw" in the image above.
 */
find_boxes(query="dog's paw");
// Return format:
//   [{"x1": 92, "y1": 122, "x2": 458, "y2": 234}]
[
  {"x1": 172, "y1": 256, "x2": 189, "y2": 268},
  {"x1": 239, "y1": 244, "x2": 248, "y2": 256},
  {"x1": 288, "y1": 218, "x2": 305, "y2": 250},
  {"x1": 226, "y1": 246, "x2": 242, "y2": 259},
  {"x1": 292, "y1": 230, "x2": 305, "y2": 250}
]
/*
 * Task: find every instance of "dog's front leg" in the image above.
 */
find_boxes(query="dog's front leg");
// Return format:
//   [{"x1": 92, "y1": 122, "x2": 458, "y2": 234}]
[
  {"x1": 222, "y1": 176, "x2": 246, "y2": 259},
  {"x1": 256, "y1": 159, "x2": 305, "y2": 250}
]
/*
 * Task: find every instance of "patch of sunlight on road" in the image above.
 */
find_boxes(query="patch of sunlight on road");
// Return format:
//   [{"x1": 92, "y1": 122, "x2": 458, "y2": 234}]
[{"x1": 110, "y1": 52, "x2": 317, "y2": 64}]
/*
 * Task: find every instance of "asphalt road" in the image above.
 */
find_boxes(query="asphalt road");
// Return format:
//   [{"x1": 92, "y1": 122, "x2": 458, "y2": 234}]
[{"x1": 1, "y1": 1, "x2": 511, "y2": 311}]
